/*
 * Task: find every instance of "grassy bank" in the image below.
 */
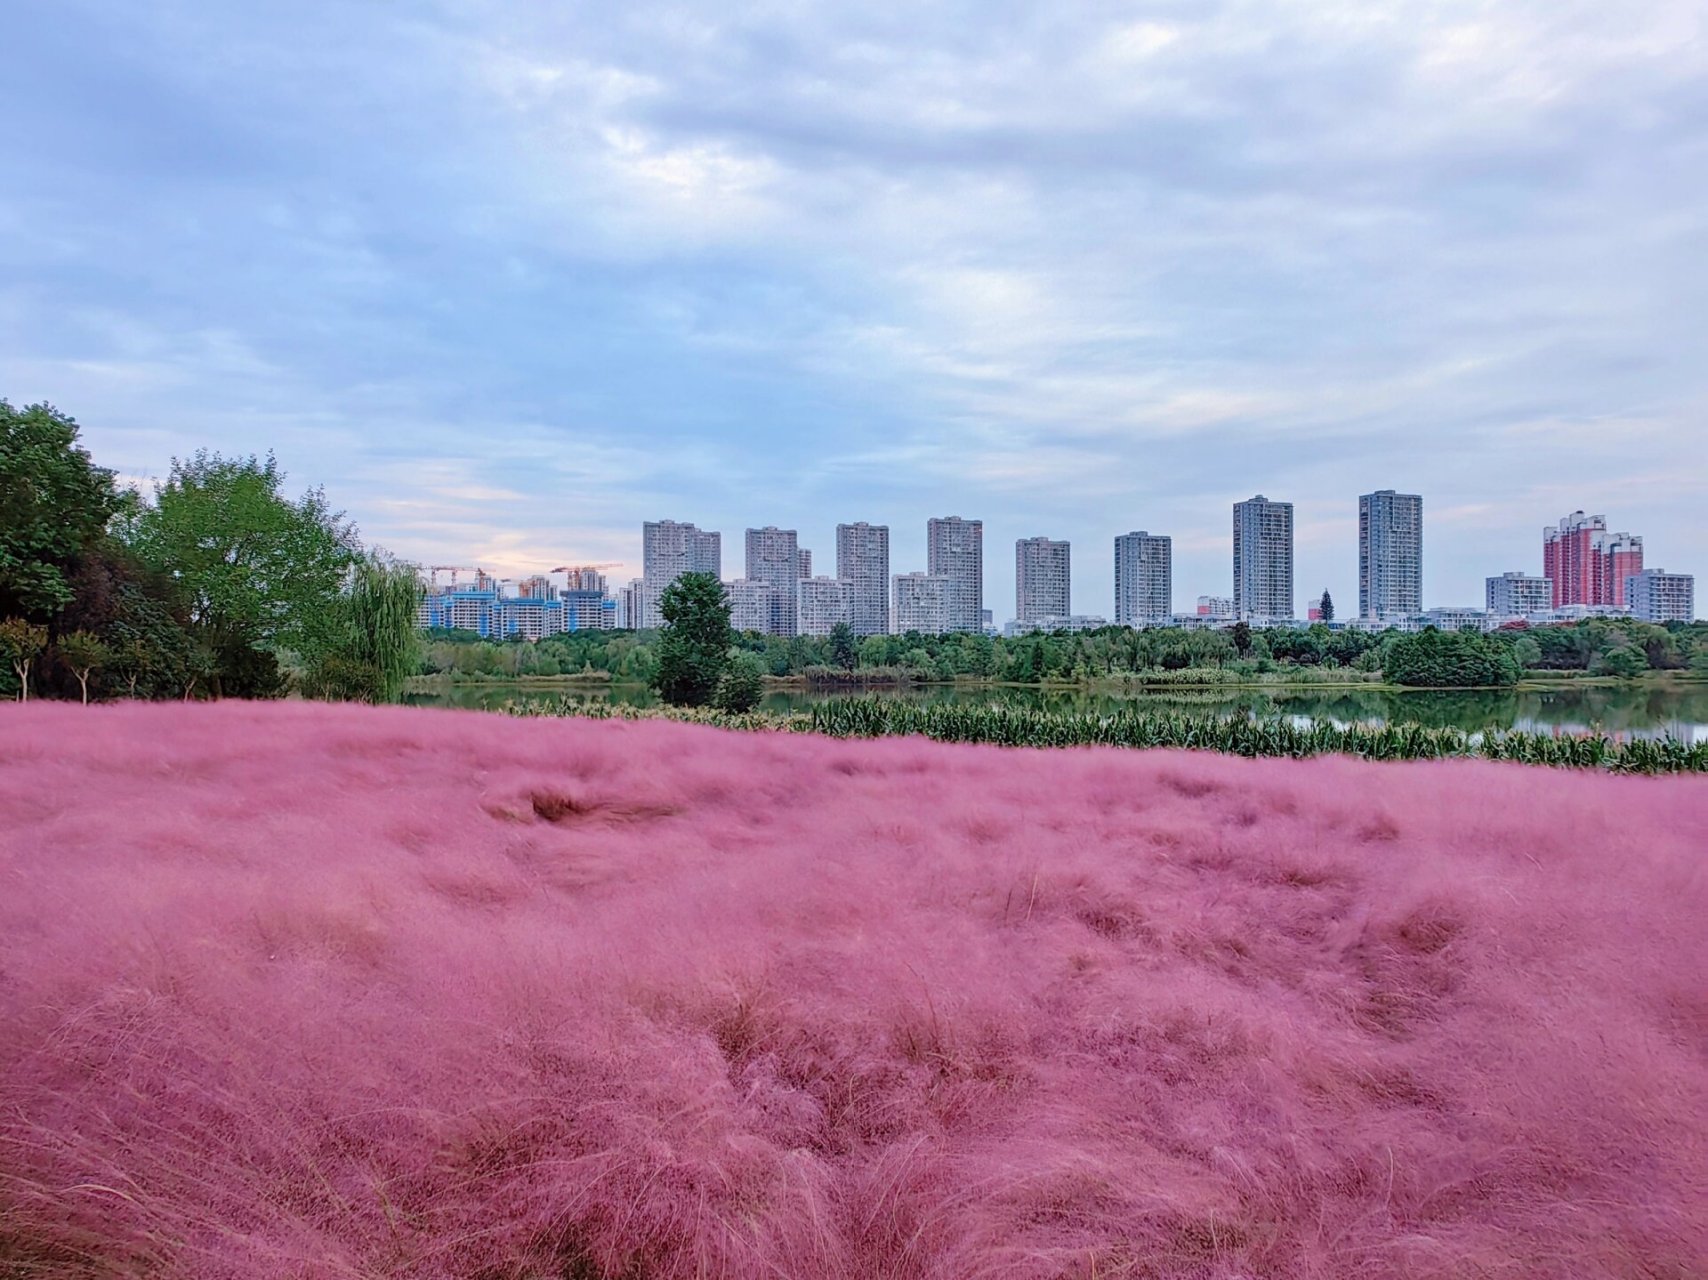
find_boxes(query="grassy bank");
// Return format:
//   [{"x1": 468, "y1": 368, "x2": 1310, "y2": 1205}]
[{"x1": 508, "y1": 695, "x2": 1708, "y2": 773}]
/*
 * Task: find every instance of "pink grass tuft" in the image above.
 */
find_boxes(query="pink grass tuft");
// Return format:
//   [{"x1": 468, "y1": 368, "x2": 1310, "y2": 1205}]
[{"x1": 2, "y1": 701, "x2": 1705, "y2": 1277}]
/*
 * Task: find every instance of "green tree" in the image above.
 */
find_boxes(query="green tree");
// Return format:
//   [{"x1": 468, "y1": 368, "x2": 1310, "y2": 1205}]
[
  {"x1": 858, "y1": 635, "x2": 891, "y2": 668},
  {"x1": 713, "y1": 649, "x2": 766, "y2": 713},
  {"x1": 0, "y1": 618, "x2": 48, "y2": 701},
  {"x1": 58, "y1": 540, "x2": 195, "y2": 699},
  {"x1": 1230, "y1": 621, "x2": 1253, "y2": 657},
  {"x1": 1384, "y1": 628, "x2": 1518, "y2": 688},
  {"x1": 1595, "y1": 644, "x2": 1647, "y2": 679},
  {"x1": 121, "y1": 451, "x2": 360, "y2": 696},
  {"x1": 308, "y1": 557, "x2": 423, "y2": 703},
  {"x1": 828, "y1": 622, "x2": 859, "y2": 671},
  {"x1": 0, "y1": 402, "x2": 123, "y2": 620},
  {"x1": 108, "y1": 634, "x2": 158, "y2": 698},
  {"x1": 651, "y1": 573, "x2": 732, "y2": 706},
  {"x1": 179, "y1": 639, "x2": 216, "y2": 701},
  {"x1": 1317, "y1": 589, "x2": 1334, "y2": 622},
  {"x1": 56, "y1": 630, "x2": 110, "y2": 704}
]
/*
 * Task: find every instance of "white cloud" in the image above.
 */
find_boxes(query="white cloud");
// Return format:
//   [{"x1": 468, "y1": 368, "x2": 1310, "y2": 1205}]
[{"x1": 2, "y1": 0, "x2": 1703, "y2": 616}]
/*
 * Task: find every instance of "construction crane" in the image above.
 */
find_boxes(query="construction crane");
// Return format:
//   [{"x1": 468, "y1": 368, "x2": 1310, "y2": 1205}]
[{"x1": 426, "y1": 565, "x2": 479, "y2": 583}]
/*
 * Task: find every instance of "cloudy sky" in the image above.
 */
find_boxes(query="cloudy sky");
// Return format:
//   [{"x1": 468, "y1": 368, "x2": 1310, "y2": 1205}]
[{"x1": 4, "y1": 0, "x2": 1703, "y2": 620}]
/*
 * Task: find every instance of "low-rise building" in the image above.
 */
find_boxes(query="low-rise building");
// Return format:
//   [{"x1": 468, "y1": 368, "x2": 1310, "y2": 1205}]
[
  {"x1": 1005, "y1": 614, "x2": 1108, "y2": 637},
  {"x1": 1396, "y1": 607, "x2": 1493, "y2": 633}
]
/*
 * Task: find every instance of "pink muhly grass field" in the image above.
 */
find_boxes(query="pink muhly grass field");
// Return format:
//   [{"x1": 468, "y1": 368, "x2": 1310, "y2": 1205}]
[{"x1": 2, "y1": 702, "x2": 1706, "y2": 1279}]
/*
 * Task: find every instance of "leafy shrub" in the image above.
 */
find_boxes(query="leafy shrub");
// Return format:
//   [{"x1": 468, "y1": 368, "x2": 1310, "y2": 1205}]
[
  {"x1": 712, "y1": 650, "x2": 766, "y2": 713},
  {"x1": 1383, "y1": 628, "x2": 1519, "y2": 688},
  {"x1": 1593, "y1": 644, "x2": 1647, "y2": 679},
  {"x1": 301, "y1": 654, "x2": 386, "y2": 703}
]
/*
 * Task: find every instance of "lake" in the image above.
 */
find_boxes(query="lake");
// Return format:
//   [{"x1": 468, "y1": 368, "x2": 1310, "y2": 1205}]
[{"x1": 406, "y1": 679, "x2": 1708, "y2": 742}]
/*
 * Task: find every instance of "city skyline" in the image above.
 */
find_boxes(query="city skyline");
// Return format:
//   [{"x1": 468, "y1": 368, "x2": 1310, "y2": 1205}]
[
  {"x1": 425, "y1": 493, "x2": 1695, "y2": 631},
  {"x1": 385, "y1": 490, "x2": 1694, "y2": 625}
]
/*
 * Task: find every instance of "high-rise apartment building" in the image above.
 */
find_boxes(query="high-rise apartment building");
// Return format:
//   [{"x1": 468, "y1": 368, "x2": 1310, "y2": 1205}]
[
  {"x1": 837, "y1": 522, "x2": 891, "y2": 636},
  {"x1": 927, "y1": 516, "x2": 983, "y2": 633},
  {"x1": 1015, "y1": 537, "x2": 1070, "y2": 626},
  {"x1": 726, "y1": 579, "x2": 776, "y2": 634},
  {"x1": 892, "y1": 572, "x2": 950, "y2": 635},
  {"x1": 1233, "y1": 496, "x2": 1294, "y2": 621},
  {"x1": 1543, "y1": 512, "x2": 1644, "y2": 608},
  {"x1": 640, "y1": 519, "x2": 721, "y2": 628},
  {"x1": 799, "y1": 549, "x2": 812, "y2": 578},
  {"x1": 618, "y1": 579, "x2": 644, "y2": 630},
  {"x1": 558, "y1": 566, "x2": 609, "y2": 593},
  {"x1": 1603, "y1": 533, "x2": 1644, "y2": 608},
  {"x1": 796, "y1": 576, "x2": 853, "y2": 636},
  {"x1": 1543, "y1": 512, "x2": 1601, "y2": 607},
  {"x1": 1625, "y1": 570, "x2": 1694, "y2": 623},
  {"x1": 1486, "y1": 572, "x2": 1553, "y2": 618},
  {"x1": 1358, "y1": 490, "x2": 1423, "y2": 620},
  {"x1": 644, "y1": 519, "x2": 721, "y2": 580},
  {"x1": 744, "y1": 526, "x2": 803, "y2": 636},
  {"x1": 1113, "y1": 532, "x2": 1172, "y2": 627}
]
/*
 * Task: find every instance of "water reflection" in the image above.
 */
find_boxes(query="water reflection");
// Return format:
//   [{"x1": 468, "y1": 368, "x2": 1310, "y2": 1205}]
[{"x1": 406, "y1": 680, "x2": 1708, "y2": 743}]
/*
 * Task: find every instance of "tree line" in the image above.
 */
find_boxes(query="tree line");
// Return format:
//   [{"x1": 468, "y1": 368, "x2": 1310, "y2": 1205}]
[
  {"x1": 1, "y1": 400, "x2": 421, "y2": 704},
  {"x1": 424, "y1": 577, "x2": 1708, "y2": 694}
]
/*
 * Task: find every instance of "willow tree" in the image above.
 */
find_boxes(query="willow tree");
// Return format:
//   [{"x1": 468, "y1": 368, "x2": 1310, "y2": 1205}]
[
  {"x1": 343, "y1": 557, "x2": 424, "y2": 703},
  {"x1": 305, "y1": 557, "x2": 423, "y2": 703}
]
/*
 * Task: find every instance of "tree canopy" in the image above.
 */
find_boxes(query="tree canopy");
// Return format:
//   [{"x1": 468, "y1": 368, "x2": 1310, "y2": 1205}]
[
  {"x1": 120, "y1": 451, "x2": 361, "y2": 687},
  {"x1": 651, "y1": 573, "x2": 732, "y2": 706},
  {"x1": 0, "y1": 401, "x2": 122, "y2": 619},
  {"x1": 1383, "y1": 628, "x2": 1519, "y2": 688}
]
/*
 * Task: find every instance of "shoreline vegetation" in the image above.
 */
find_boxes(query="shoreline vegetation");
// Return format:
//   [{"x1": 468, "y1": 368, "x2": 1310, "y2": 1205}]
[
  {"x1": 507, "y1": 695, "x2": 1708, "y2": 773},
  {"x1": 407, "y1": 667, "x2": 1706, "y2": 694},
  {"x1": 418, "y1": 615, "x2": 1708, "y2": 694}
]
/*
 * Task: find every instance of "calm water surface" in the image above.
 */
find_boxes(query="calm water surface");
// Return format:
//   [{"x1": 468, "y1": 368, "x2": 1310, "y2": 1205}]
[{"x1": 407, "y1": 681, "x2": 1708, "y2": 742}]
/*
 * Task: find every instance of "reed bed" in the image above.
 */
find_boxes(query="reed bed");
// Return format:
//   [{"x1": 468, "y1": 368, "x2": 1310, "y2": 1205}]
[{"x1": 509, "y1": 695, "x2": 1708, "y2": 773}]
